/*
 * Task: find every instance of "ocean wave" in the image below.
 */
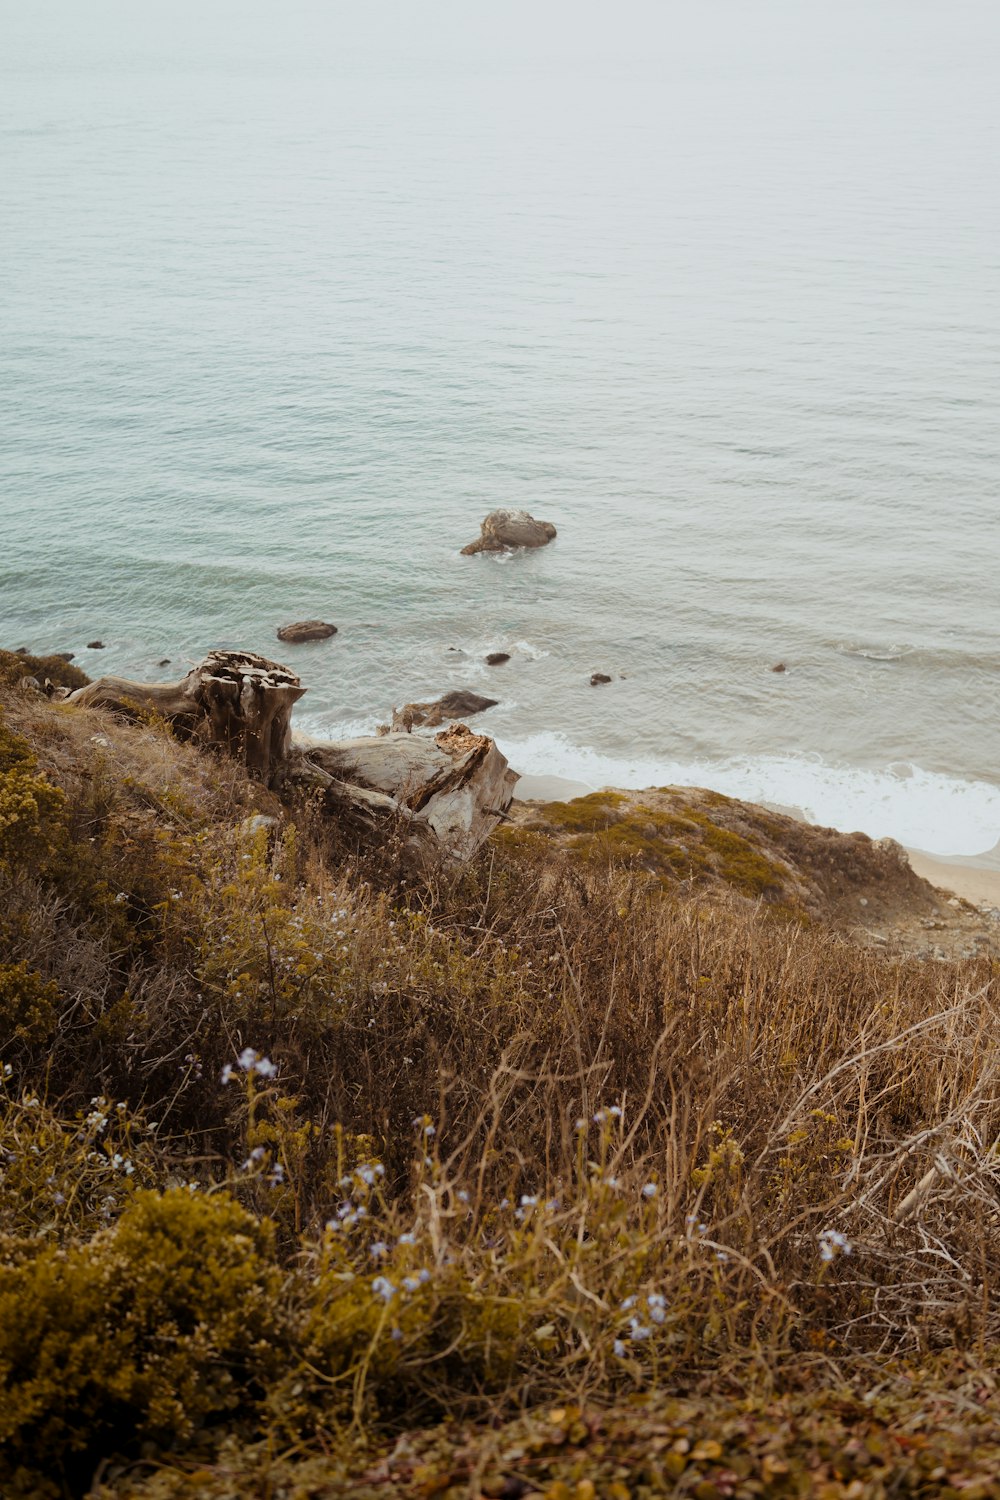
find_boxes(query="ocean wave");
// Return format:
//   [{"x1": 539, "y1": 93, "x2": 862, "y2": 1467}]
[{"x1": 496, "y1": 732, "x2": 1000, "y2": 859}]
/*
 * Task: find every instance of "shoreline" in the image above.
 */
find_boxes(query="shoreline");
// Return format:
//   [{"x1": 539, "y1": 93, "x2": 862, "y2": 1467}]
[{"x1": 512, "y1": 772, "x2": 1000, "y2": 910}]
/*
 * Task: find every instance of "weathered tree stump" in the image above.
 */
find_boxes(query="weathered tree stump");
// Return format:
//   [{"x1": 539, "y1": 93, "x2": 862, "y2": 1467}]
[{"x1": 68, "y1": 650, "x2": 305, "y2": 781}]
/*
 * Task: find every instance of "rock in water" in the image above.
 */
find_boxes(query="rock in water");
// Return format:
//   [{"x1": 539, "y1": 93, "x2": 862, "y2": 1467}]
[
  {"x1": 590, "y1": 673, "x2": 612, "y2": 686},
  {"x1": 392, "y1": 690, "x2": 498, "y2": 731},
  {"x1": 87, "y1": 640, "x2": 105, "y2": 650},
  {"x1": 485, "y1": 651, "x2": 511, "y2": 666},
  {"x1": 277, "y1": 620, "x2": 338, "y2": 644},
  {"x1": 460, "y1": 508, "x2": 557, "y2": 555}
]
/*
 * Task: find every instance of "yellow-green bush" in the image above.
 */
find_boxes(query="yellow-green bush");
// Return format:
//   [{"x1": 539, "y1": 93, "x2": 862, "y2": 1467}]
[
  {"x1": 0, "y1": 713, "x2": 66, "y2": 870},
  {"x1": 0, "y1": 962, "x2": 60, "y2": 1048},
  {"x1": 0, "y1": 1189, "x2": 283, "y2": 1490}
]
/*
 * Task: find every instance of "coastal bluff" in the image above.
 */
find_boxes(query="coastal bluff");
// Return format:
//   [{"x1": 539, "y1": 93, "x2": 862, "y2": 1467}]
[{"x1": 504, "y1": 785, "x2": 1000, "y2": 959}]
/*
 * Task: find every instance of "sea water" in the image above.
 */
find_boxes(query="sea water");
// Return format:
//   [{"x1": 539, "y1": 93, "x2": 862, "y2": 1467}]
[{"x1": 2, "y1": 1, "x2": 999, "y2": 857}]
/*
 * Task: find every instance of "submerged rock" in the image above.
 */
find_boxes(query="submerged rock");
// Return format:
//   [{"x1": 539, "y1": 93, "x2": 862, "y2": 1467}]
[
  {"x1": 460, "y1": 508, "x2": 557, "y2": 556},
  {"x1": 392, "y1": 690, "x2": 498, "y2": 732},
  {"x1": 87, "y1": 640, "x2": 105, "y2": 650},
  {"x1": 277, "y1": 620, "x2": 338, "y2": 644}
]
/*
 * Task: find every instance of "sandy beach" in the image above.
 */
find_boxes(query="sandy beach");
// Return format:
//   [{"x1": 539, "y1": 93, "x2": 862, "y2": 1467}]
[
  {"x1": 512, "y1": 772, "x2": 1000, "y2": 911},
  {"x1": 905, "y1": 850, "x2": 1000, "y2": 908}
]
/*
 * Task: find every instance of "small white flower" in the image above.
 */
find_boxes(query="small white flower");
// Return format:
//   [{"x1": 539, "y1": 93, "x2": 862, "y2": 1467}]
[
  {"x1": 613, "y1": 1339, "x2": 626, "y2": 1357},
  {"x1": 620, "y1": 1295, "x2": 637, "y2": 1311},
  {"x1": 402, "y1": 1275, "x2": 421, "y2": 1292},
  {"x1": 818, "y1": 1228, "x2": 852, "y2": 1261},
  {"x1": 369, "y1": 1241, "x2": 388, "y2": 1259},
  {"x1": 237, "y1": 1047, "x2": 258, "y2": 1071},
  {"x1": 220, "y1": 1064, "x2": 234, "y2": 1085},
  {"x1": 398, "y1": 1231, "x2": 416, "y2": 1245},
  {"x1": 371, "y1": 1275, "x2": 396, "y2": 1302},
  {"x1": 641, "y1": 1182, "x2": 657, "y2": 1198},
  {"x1": 254, "y1": 1056, "x2": 277, "y2": 1079},
  {"x1": 629, "y1": 1320, "x2": 652, "y2": 1341},
  {"x1": 456, "y1": 1189, "x2": 470, "y2": 1203}
]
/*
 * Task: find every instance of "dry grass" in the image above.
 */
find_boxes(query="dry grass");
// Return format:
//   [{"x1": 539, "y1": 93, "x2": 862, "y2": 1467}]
[{"x1": 2, "y1": 685, "x2": 1000, "y2": 1496}]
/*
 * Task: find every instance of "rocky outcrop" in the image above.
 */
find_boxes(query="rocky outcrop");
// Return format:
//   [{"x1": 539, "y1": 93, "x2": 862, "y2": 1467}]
[
  {"x1": 503, "y1": 785, "x2": 1000, "y2": 957},
  {"x1": 277, "y1": 620, "x2": 338, "y2": 644},
  {"x1": 392, "y1": 691, "x2": 498, "y2": 732},
  {"x1": 486, "y1": 652, "x2": 511, "y2": 666},
  {"x1": 590, "y1": 673, "x2": 611, "y2": 686},
  {"x1": 460, "y1": 509, "x2": 557, "y2": 556}
]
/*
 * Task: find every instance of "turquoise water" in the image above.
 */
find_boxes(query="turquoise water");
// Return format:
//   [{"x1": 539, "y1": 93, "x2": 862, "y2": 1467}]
[{"x1": 3, "y1": 1, "x2": 1000, "y2": 855}]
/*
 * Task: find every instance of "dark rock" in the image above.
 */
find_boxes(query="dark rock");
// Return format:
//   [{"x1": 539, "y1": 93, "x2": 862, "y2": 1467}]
[
  {"x1": 590, "y1": 673, "x2": 612, "y2": 686},
  {"x1": 461, "y1": 508, "x2": 557, "y2": 556},
  {"x1": 277, "y1": 620, "x2": 338, "y2": 644},
  {"x1": 158, "y1": 659, "x2": 171, "y2": 667},
  {"x1": 392, "y1": 690, "x2": 498, "y2": 732},
  {"x1": 54, "y1": 652, "x2": 74, "y2": 662},
  {"x1": 87, "y1": 640, "x2": 105, "y2": 650},
  {"x1": 485, "y1": 652, "x2": 511, "y2": 666},
  {"x1": 771, "y1": 662, "x2": 787, "y2": 673}
]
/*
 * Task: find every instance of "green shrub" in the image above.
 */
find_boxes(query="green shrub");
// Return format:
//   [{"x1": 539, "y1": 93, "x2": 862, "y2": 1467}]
[
  {"x1": 0, "y1": 713, "x2": 66, "y2": 870},
  {"x1": 0, "y1": 1189, "x2": 283, "y2": 1489},
  {"x1": 0, "y1": 962, "x2": 60, "y2": 1049}
]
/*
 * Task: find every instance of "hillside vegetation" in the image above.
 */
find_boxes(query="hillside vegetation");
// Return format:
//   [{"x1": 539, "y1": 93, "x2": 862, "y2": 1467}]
[{"x1": 2, "y1": 656, "x2": 1000, "y2": 1498}]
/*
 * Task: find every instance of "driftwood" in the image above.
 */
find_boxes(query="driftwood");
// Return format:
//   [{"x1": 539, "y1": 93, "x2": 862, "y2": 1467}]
[
  {"x1": 68, "y1": 651, "x2": 517, "y2": 860},
  {"x1": 68, "y1": 650, "x2": 305, "y2": 781},
  {"x1": 296, "y1": 723, "x2": 518, "y2": 861}
]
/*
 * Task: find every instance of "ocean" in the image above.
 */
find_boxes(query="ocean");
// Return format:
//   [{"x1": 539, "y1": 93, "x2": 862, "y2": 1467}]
[{"x1": 2, "y1": 1, "x2": 999, "y2": 858}]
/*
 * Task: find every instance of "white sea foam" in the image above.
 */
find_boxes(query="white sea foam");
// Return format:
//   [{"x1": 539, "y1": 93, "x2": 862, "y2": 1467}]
[{"x1": 497, "y1": 733, "x2": 1000, "y2": 859}]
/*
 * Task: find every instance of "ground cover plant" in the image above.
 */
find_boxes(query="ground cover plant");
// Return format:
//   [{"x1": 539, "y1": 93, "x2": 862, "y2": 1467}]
[{"x1": 2, "y1": 672, "x2": 1000, "y2": 1497}]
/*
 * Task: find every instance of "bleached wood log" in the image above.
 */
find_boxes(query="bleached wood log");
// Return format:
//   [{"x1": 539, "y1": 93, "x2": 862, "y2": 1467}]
[{"x1": 295, "y1": 723, "x2": 518, "y2": 861}]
